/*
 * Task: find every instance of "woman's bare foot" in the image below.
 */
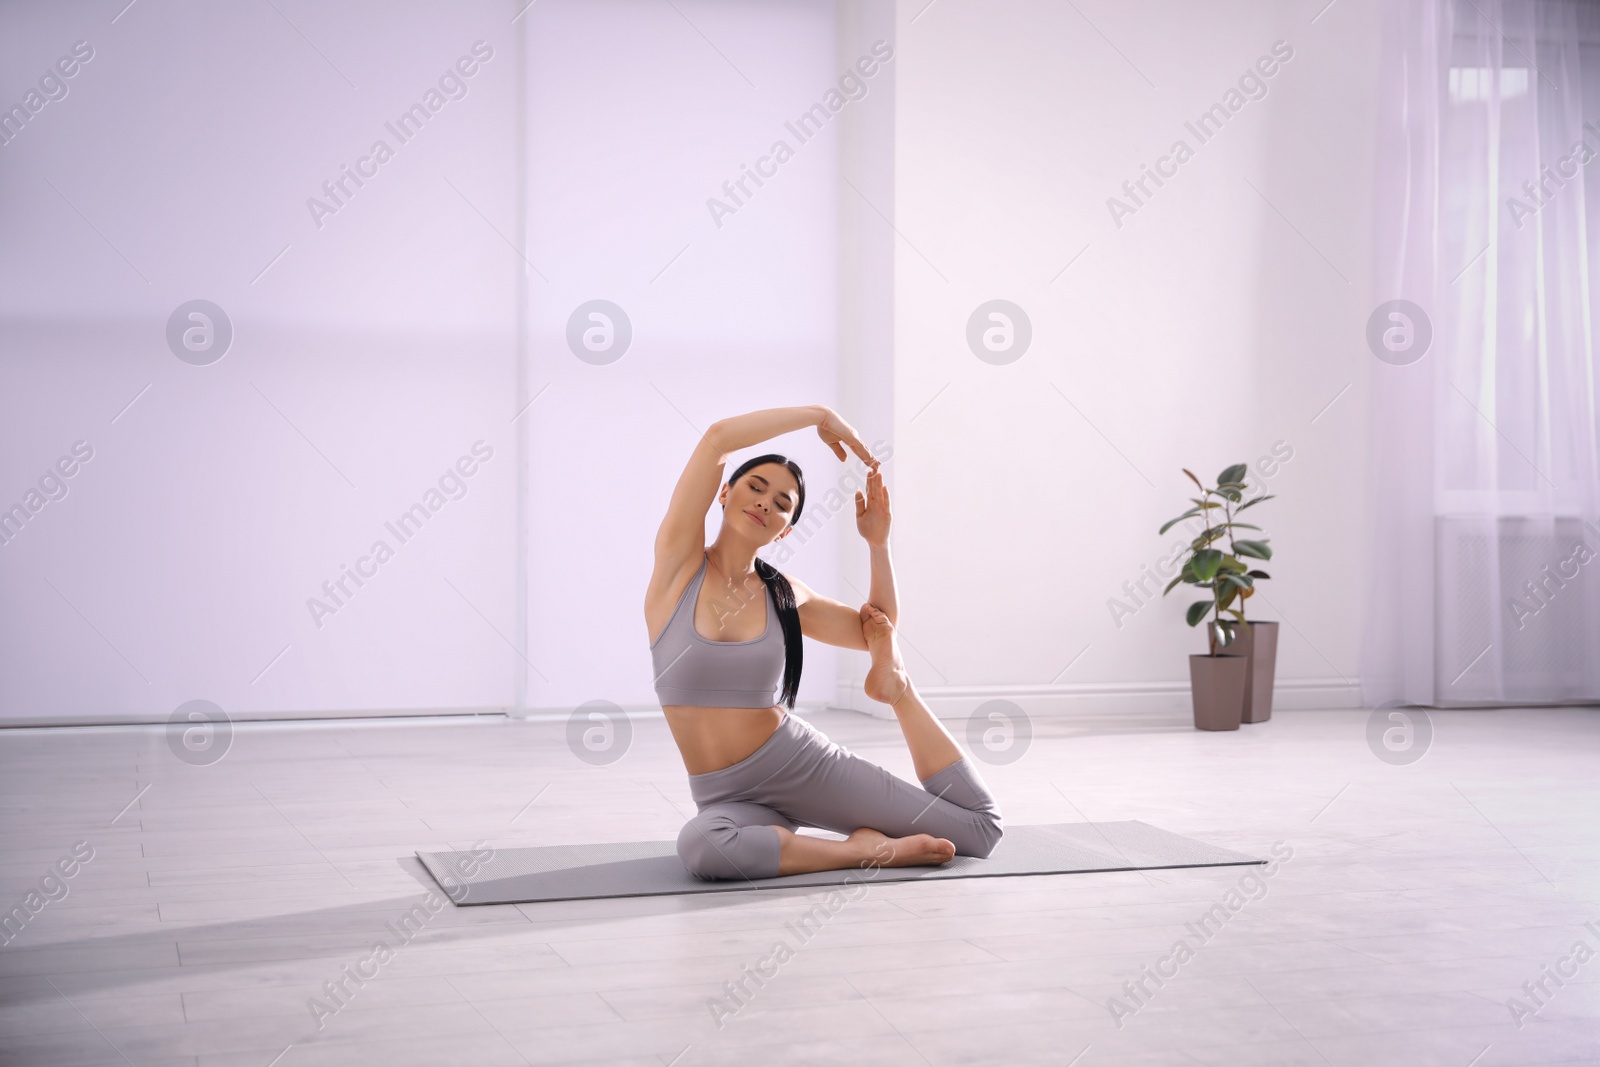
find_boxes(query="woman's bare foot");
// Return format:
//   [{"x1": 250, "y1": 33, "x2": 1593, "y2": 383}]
[
  {"x1": 848, "y1": 826, "x2": 957, "y2": 868},
  {"x1": 861, "y1": 605, "x2": 911, "y2": 706}
]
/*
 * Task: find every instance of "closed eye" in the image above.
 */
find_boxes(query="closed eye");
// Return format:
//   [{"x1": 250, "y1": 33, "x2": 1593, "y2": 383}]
[{"x1": 748, "y1": 476, "x2": 793, "y2": 510}]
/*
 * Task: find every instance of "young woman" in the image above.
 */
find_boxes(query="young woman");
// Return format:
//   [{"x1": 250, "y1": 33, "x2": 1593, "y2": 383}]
[{"x1": 645, "y1": 405, "x2": 1003, "y2": 881}]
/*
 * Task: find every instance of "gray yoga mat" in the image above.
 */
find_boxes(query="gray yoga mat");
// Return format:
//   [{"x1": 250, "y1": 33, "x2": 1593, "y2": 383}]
[{"x1": 416, "y1": 820, "x2": 1264, "y2": 905}]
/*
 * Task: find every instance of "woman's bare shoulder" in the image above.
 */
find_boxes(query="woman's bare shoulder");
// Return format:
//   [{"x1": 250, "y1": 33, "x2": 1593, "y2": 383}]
[{"x1": 781, "y1": 567, "x2": 816, "y2": 605}]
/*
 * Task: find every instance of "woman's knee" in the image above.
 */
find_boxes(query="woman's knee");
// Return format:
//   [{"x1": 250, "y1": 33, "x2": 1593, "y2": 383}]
[
  {"x1": 677, "y1": 814, "x2": 779, "y2": 881},
  {"x1": 959, "y1": 814, "x2": 1004, "y2": 859},
  {"x1": 980, "y1": 816, "x2": 1005, "y2": 857},
  {"x1": 677, "y1": 816, "x2": 733, "y2": 880}
]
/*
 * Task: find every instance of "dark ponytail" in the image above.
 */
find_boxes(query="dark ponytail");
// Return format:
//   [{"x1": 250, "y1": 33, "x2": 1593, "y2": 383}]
[
  {"x1": 726, "y1": 453, "x2": 806, "y2": 710},
  {"x1": 753, "y1": 557, "x2": 802, "y2": 709}
]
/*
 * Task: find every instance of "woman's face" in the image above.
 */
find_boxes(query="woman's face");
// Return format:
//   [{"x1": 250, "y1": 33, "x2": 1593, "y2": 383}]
[{"x1": 720, "y1": 463, "x2": 800, "y2": 542}]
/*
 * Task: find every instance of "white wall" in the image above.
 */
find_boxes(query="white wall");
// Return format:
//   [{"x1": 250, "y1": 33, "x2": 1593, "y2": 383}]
[
  {"x1": 0, "y1": 0, "x2": 522, "y2": 723},
  {"x1": 0, "y1": 0, "x2": 879, "y2": 725},
  {"x1": 855, "y1": 0, "x2": 1383, "y2": 717},
  {"x1": 519, "y1": 0, "x2": 860, "y2": 714},
  {"x1": 2, "y1": 0, "x2": 1385, "y2": 725}
]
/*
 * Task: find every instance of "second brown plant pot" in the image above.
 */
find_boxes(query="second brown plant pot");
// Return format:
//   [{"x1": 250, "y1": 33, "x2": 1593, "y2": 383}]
[
  {"x1": 1240, "y1": 620, "x2": 1279, "y2": 723},
  {"x1": 1188, "y1": 653, "x2": 1247, "y2": 731}
]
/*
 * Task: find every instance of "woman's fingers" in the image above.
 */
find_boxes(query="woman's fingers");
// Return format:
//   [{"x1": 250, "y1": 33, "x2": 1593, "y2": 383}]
[
  {"x1": 822, "y1": 411, "x2": 878, "y2": 468},
  {"x1": 866, "y1": 469, "x2": 886, "y2": 506}
]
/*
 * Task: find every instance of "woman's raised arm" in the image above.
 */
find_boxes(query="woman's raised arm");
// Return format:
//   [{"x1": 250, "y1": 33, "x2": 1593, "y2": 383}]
[
  {"x1": 711, "y1": 406, "x2": 880, "y2": 467},
  {"x1": 654, "y1": 406, "x2": 865, "y2": 577},
  {"x1": 708, "y1": 406, "x2": 823, "y2": 456}
]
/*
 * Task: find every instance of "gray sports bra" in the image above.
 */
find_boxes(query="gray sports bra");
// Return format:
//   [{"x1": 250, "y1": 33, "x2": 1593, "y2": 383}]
[{"x1": 650, "y1": 552, "x2": 786, "y2": 708}]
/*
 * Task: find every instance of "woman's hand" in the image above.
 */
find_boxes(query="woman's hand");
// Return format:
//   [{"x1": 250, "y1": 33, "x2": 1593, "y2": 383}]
[
  {"x1": 816, "y1": 408, "x2": 879, "y2": 468},
  {"x1": 855, "y1": 467, "x2": 891, "y2": 547}
]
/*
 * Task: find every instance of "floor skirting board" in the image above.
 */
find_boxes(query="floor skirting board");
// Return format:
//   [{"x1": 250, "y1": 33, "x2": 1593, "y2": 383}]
[
  {"x1": 527, "y1": 678, "x2": 1363, "y2": 721},
  {"x1": 9, "y1": 693, "x2": 1594, "y2": 729},
  {"x1": 829, "y1": 677, "x2": 1364, "y2": 720},
  {"x1": 2, "y1": 683, "x2": 1355, "y2": 729},
  {"x1": 0, "y1": 708, "x2": 513, "y2": 729}
]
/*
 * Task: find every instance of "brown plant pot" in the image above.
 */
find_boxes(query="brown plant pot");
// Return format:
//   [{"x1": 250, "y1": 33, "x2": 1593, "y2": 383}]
[
  {"x1": 1235, "y1": 617, "x2": 1273, "y2": 726},
  {"x1": 1188, "y1": 653, "x2": 1247, "y2": 731}
]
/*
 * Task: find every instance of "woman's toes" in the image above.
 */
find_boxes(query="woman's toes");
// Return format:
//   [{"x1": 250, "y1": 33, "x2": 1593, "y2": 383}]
[{"x1": 909, "y1": 834, "x2": 955, "y2": 864}]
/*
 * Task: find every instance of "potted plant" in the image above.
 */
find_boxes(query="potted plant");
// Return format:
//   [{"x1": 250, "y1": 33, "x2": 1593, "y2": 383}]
[
  {"x1": 1224, "y1": 480, "x2": 1279, "y2": 724},
  {"x1": 1158, "y1": 464, "x2": 1274, "y2": 731}
]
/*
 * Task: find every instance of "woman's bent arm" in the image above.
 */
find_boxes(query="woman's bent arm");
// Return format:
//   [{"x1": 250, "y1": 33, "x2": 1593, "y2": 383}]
[{"x1": 706, "y1": 406, "x2": 826, "y2": 455}]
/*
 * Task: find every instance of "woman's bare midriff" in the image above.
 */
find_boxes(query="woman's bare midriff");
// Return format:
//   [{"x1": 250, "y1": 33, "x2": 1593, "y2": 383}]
[{"x1": 663, "y1": 704, "x2": 786, "y2": 776}]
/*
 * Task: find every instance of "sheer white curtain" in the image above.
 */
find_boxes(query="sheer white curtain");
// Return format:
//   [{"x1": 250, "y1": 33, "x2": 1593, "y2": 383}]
[{"x1": 1365, "y1": 0, "x2": 1600, "y2": 707}]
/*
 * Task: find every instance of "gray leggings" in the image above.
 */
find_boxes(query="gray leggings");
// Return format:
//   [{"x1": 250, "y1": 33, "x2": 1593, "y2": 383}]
[{"x1": 678, "y1": 710, "x2": 1003, "y2": 881}]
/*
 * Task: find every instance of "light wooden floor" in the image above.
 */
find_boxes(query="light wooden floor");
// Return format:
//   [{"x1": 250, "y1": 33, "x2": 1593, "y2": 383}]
[{"x1": 2, "y1": 706, "x2": 1597, "y2": 1066}]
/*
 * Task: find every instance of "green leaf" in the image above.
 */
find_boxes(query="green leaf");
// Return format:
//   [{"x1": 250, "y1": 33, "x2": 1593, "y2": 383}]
[
  {"x1": 1218, "y1": 556, "x2": 1248, "y2": 573},
  {"x1": 1218, "y1": 464, "x2": 1248, "y2": 485},
  {"x1": 1192, "y1": 549, "x2": 1223, "y2": 582},
  {"x1": 1183, "y1": 468, "x2": 1205, "y2": 492},
  {"x1": 1246, "y1": 569, "x2": 1271, "y2": 580},
  {"x1": 1185, "y1": 600, "x2": 1212, "y2": 626},
  {"x1": 1217, "y1": 486, "x2": 1242, "y2": 503},
  {"x1": 1215, "y1": 522, "x2": 1261, "y2": 531},
  {"x1": 1234, "y1": 539, "x2": 1273, "y2": 560},
  {"x1": 1221, "y1": 573, "x2": 1252, "y2": 591},
  {"x1": 1158, "y1": 509, "x2": 1202, "y2": 535},
  {"x1": 1163, "y1": 574, "x2": 1185, "y2": 595},
  {"x1": 1188, "y1": 498, "x2": 1224, "y2": 509},
  {"x1": 1218, "y1": 583, "x2": 1238, "y2": 611},
  {"x1": 1237, "y1": 494, "x2": 1276, "y2": 511}
]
